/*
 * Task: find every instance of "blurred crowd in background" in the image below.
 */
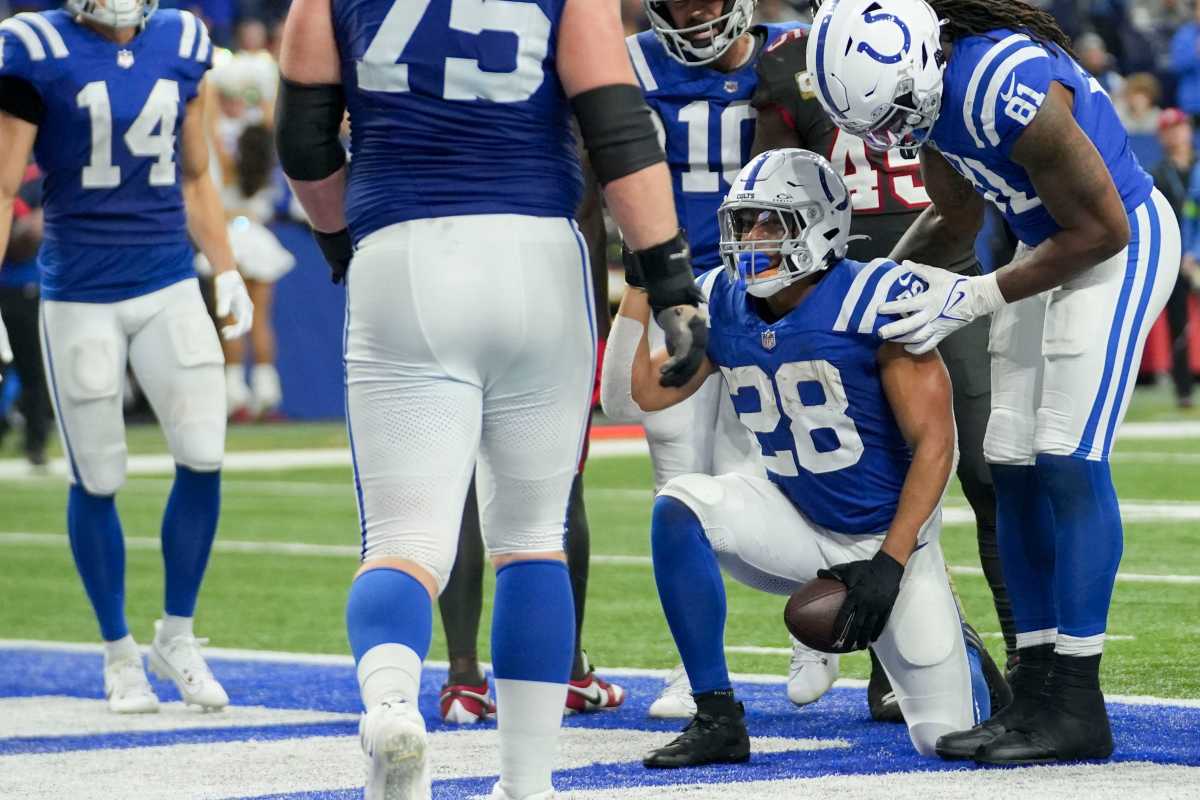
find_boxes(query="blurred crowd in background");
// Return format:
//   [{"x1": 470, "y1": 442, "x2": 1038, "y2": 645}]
[{"x1": 3, "y1": 0, "x2": 1200, "y2": 470}]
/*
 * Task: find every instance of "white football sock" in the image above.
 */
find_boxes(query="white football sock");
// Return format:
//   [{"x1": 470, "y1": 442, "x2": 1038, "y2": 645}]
[
  {"x1": 157, "y1": 614, "x2": 193, "y2": 642},
  {"x1": 494, "y1": 678, "x2": 567, "y2": 799},
  {"x1": 104, "y1": 634, "x2": 140, "y2": 665},
  {"x1": 357, "y1": 643, "x2": 423, "y2": 709}
]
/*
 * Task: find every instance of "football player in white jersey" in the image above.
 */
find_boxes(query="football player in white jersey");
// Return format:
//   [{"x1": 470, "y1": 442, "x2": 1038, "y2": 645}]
[{"x1": 0, "y1": 0, "x2": 253, "y2": 712}]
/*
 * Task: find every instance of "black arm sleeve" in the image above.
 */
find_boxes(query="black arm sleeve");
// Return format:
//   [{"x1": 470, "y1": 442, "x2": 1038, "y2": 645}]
[
  {"x1": 571, "y1": 84, "x2": 664, "y2": 186},
  {"x1": 274, "y1": 77, "x2": 348, "y2": 182},
  {"x1": 0, "y1": 76, "x2": 44, "y2": 125}
]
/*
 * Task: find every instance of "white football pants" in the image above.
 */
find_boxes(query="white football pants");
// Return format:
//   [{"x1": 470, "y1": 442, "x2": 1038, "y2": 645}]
[
  {"x1": 985, "y1": 188, "x2": 1180, "y2": 464},
  {"x1": 344, "y1": 215, "x2": 595, "y2": 591},
  {"x1": 40, "y1": 278, "x2": 226, "y2": 496},
  {"x1": 660, "y1": 472, "x2": 973, "y2": 757}
]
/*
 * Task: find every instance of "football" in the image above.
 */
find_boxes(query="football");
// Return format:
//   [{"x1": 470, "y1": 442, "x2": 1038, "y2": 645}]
[{"x1": 784, "y1": 577, "x2": 853, "y2": 654}]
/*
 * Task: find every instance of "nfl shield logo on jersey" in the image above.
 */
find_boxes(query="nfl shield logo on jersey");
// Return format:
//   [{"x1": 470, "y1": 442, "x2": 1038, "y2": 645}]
[
  {"x1": 117, "y1": 49, "x2": 135, "y2": 69},
  {"x1": 724, "y1": 80, "x2": 738, "y2": 94},
  {"x1": 761, "y1": 329, "x2": 776, "y2": 351}
]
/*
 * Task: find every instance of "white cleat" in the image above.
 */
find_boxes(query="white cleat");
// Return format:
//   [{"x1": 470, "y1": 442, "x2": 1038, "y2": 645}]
[
  {"x1": 488, "y1": 786, "x2": 555, "y2": 800},
  {"x1": 647, "y1": 663, "x2": 696, "y2": 720},
  {"x1": 786, "y1": 636, "x2": 838, "y2": 707},
  {"x1": 360, "y1": 698, "x2": 431, "y2": 800},
  {"x1": 149, "y1": 620, "x2": 229, "y2": 710},
  {"x1": 103, "y1": 655, "x2": 159, "y2": 714}
]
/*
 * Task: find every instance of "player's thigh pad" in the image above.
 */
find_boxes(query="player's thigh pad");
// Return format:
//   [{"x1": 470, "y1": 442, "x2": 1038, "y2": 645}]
[
  {"x1": 871, "y1": 529, "x2": 973, "y2": 755},
  {"x1": 345, "y1": 219, "x2": 511, "y2": 586},
  {"x1": 658, "y1": 473, "x2": 825, "y2": 595},
  {"x1": 982, "y1": 289, "x2": 1047, "y2": 466},
  {"x1": 40, "y1": 299, "x2": 129, "y2": 495},
  {"x1": 127, "y1": 280, "x2": 226, "y2": 472},
  {"x1": 1037, "y1": 189, "x2": 1181, "y2": 459},
  {"x1": 475, "y1": 217, "x2": 596, "y2": 556}
]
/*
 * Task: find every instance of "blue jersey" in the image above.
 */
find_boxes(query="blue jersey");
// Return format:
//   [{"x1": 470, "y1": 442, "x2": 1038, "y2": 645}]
[
  {"x1": 332, "y1": 0, "x2": 581, "y2": 245},
  {"x1": 627, "y1": 23, "x2": 804, "y2": 272},
  {"x1": 0, "y1": 10, "x2": 211, "y2": 302},
  {"x1": 705, "y1": 259, "x2": 924, "y2": 534},
  {"x1": 930, "y1": 30, "x2": 1152, "y2": 247}
]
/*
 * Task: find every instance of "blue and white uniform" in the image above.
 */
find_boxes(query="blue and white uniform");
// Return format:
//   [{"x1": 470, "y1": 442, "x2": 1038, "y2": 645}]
[
  {"x1": 331, "y1": 0, "x2": 595, "y2": 587},
  {"x1": 660, "y1": 260, "x2": 979, "y2": 755},
  {"x1": 0, "y1": 10, "x2": 225, "y2": 495},
  {"x1": 615, "y1": 25, "x2": 805, "y2": 491},
  {"x1": 929, "y1": 30, "x2": 1180, "y2": 462}
]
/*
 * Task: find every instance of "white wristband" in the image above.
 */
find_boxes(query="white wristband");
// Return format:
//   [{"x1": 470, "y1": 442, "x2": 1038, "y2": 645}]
[{"x1": 970, "y1": 271, "x2": 1007, "y2": 317}]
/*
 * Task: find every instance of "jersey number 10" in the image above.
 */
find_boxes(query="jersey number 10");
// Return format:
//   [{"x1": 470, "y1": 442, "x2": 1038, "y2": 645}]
[{"x1": 77, "y1": 79, "x2": 179, "y2": 189}]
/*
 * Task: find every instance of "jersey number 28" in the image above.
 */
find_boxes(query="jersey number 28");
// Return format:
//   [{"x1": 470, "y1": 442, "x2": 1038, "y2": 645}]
[
  {"x1": 77, "y1": 79, "x2": 179, "y2": 189},
  {"x1": 722, "y1": 359, "x2": 864, "y2": 476}
]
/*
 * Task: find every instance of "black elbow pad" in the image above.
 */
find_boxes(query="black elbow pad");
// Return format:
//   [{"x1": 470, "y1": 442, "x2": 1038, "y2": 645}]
[
  {"x1": 572, "y1": 84, "x2": 664, "y2": 186},
  {"x1": 275, "y1": 77, "x2": 348, "y2": 182}
]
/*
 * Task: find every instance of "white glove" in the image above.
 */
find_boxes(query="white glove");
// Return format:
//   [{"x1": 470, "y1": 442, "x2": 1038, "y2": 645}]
[
  {"x1": 215, "y1": 270, "x2": 254, "y2": 340},
  {"x1": 878, "y1": 262, "x2": 1006, "y2": 355},
  {"x1": 0, "y1": 306, "x2": 12, "y2": 382}
]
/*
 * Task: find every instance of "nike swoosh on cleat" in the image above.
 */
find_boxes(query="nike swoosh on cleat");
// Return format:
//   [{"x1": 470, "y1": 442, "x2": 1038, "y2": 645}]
[{"x1": 569, "y1": 683, "x2": 606, "y2": 707}]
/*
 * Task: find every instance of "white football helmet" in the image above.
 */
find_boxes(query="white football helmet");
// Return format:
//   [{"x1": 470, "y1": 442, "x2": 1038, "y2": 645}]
[
  {"x1": 67, "y1": 0, "x2": 158, "y2": 29},
  {"x1": 718, "y1": 148, "x2": 852, "y2": 298},
  {"x1": 643, "y1": 0, "x2": 758, "y2": 66},
  {"x1": 807, "y1": 0, "x2": 945, "y2": 151}
]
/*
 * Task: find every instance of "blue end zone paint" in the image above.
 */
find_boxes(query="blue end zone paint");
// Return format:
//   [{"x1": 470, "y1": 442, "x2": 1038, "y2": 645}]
[{"x1": 3, "y1": 647, "x2": 1198, "y2": 798}]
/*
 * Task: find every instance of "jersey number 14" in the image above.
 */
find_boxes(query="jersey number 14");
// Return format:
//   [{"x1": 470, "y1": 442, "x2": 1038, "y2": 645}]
[{"x1": 77, "y1": 79, "x2": 179, "y2": 189}]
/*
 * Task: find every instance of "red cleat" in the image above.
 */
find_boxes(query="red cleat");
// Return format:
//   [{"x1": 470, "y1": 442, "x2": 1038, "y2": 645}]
[
  {"x1": 565, "y1": 654, "x2": 626, "y2": 715},
  {"x1": 439, "y1": 679, "x2": 495, "y2": 724}
]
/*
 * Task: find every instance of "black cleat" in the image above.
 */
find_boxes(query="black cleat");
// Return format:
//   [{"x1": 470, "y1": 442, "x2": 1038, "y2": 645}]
[
  {"x1": 643, "y1": 702, "x2": 751, "y2": 768},
  {"x1": 935, "y1": 643, "x2": 1052, "y2": 760},
  {"x1": 974, "y1": 654, "x2": 1113, "y2": 765},
  {"x1": 963, "y1": 624, "x2": 1013, "y2": 715},
  {"x1": 867, "y1": 648, "x2": 903, "y2": 723}
]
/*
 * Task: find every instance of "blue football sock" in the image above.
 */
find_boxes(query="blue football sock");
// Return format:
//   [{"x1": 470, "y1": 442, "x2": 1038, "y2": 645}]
[
  {"x1": 1036, "y1": 454, "x2": 1122, "y2": 646},
  {"x1": 962, "y1": 626, "x2": 992, "y2": 723},
  {"x1": 650, "y1": 496, "x2": 730, "y2": 695},
  {"x1": 991, "y1": 464, "x2": 1057, "y2": 642},
  {"x1": 491, "y1": 559, "x2": 574, "y2": 800},
  {"x1": 67, "y1": 485, "x2": 128, "y2": 642},
  {"x1": 161, "y1": 466, "x2": 221, "y2": 618},
  {"x1": 491, "y1": 560, "x2": 575, "y2": 684},
  {"x1": 345, "y1": 568, "x2": 433, "y2": 664}
]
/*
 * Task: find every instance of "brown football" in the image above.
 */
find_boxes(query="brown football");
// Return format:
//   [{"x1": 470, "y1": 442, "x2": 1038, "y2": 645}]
[{"x1": 784, "y1": 577, "x2": 853, "y2": 654}]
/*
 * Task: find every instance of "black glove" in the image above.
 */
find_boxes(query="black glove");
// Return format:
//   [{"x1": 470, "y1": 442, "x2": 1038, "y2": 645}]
[
  {"x1": 628, "y1": 231, "x2": 707, "y2": 387},
  {"x1": 817, "y1": 550, "x2": 906, "y2": 652},
  {"x1": 312, "y1": 227, "x2": 354, "y2": 284}
]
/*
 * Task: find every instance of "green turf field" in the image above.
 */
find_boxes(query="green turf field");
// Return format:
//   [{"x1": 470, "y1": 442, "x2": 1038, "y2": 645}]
[{"x1": 1, "y1": 385, "x2": 1197, "y2": 698}]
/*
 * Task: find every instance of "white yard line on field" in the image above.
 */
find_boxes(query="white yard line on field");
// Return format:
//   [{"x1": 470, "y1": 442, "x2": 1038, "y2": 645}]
[{"x1": 2, "y1": 532, "x2": 1198, "y2": 586}]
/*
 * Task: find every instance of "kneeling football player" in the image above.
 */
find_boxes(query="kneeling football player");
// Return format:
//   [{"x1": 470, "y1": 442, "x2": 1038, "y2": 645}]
[{"x1": 614, "y1": 149, "x2": 1003, "y2": 764}]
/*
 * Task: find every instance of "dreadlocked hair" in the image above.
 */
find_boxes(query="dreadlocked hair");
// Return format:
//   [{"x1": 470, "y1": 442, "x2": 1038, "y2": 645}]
[{"x1": 927, "y1": 0, "x2": 1076, "y2": 59}]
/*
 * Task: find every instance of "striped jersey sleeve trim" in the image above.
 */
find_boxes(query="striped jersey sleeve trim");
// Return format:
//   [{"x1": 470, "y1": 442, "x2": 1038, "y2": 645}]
[
  {"x1": 194, "y1": 18, "x2": 211, "y2": 63},
  {"x1": 178, "y1": 10, "x2": 197, "y2": 59},
  {"x1": 15, "y1": 13, "x2": 67, "y2": 58},
  {"x1": 857, "y1": 262, "x2": 908, "y2": 334},
  {"x1": 978, "y1": 47, "x2": 1048, "y2": 147},
  {"x1": 832, "y1": 260, "x2": 882, "y2": 332},
  {"x1": 698, "y1": 266, "x2": 723, "y2": 302},
  {"x1": 626, "y1": 36, "x2": 658, "y2": 92},
  {"x1": 0, "y1": 18, "x2": 46, "y2": 62},
  {"x1": 961, "y1": 33, "x2": 1027, "y2": 149}
]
